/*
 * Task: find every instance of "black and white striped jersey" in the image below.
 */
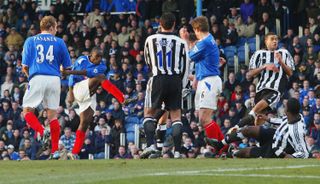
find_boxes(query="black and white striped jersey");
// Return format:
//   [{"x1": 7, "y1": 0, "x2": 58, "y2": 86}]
[
  {"x1": 249, "y1": 49, "x2": 294, "y2": 94},
  {"x1": 271, "y1": 114, "x2": 309, "y2": 158},
  {"x1": 144, "y1": 32, "x2": 189, "y2": 87}
]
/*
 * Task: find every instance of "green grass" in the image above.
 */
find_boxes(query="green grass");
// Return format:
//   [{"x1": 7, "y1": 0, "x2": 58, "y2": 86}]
[{"x1": 1, "y1": 159, "x2": 320, "y2": 184}]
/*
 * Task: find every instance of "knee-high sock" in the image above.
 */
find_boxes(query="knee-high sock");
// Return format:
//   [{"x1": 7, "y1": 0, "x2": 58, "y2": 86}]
[
  {"x1": 204, "y1": 120, "x2": 224, "y2": 141},
  {"x1": 172, "y1": 121, "x2": 182, "y2": 153},
  {"x1": 24, "y1": 112, "x2": 44, "y2": 136},
  {"x1": 156, "y1": 124, "x2": 166, "y2": 149},
  {"x1": 143, "y1": 117, "x2": 156, "y2": 147},
  {"x1": 50, "y1": 119, "x2": 61, "y2": 154},
  {"x1": 101, "y1": 79, "x2": 124, "y2": 103},
  {"x1": 72, "y1": 130, "x2": 86, "y2": 155}
]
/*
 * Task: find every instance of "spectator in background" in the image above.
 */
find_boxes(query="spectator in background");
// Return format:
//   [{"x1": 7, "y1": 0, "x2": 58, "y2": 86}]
[
  {"x1": 4, "y1": 8, "x2": 18, "y2": 28},
  {"x1": 6, "y1": 129, "x2": 20, "y2": 151},
  {"x1": 86, "y1": 8, "x2": 104, "y2": 29},
  {"x1": 272, "y1": 0, "x2": 284, "y2": 21},
  {"x1": 224, "y1": 72, "x2": 240, "y2": 99},
  {"x1": 254, "y1": 0, "x2": 273, "y2": 21},
  {"x1": 256, "y1": 12, "x2": 274, "y2": 36},
  {"x1": 162, "y1": 0, "x2": 178, "y2": 14},
  {"x1": 5, "y1": 28, "x2": 24, "y2": 49},
  {"x1": 60, "y1": 127, "x2": 75, "y2": 152},
  {"x1": 118, "y1": 26, "x2": 130, "y2": 47},
  {"x1": 94, "y1": 117, "x2": 111, "y2": 133},
  {"x1": 20, "y1": 138, "x2": 36, "y2": 160},
  {"x1": 1, "y1": 75, "x2": 14, "y2": 98},
  {"x1": 222, "y1": 23, "x2": 238, "y2": 47},
  {"x1": 310, "y1": 113, "x2": 320, "y2": 148},
  {"x1": 18, "y1": 148, "x2": 30, "y2": 160},
  {"x1": 112, "y1": 101, "x2": 125, "y2": 121},
  {"x1": 300, "y1": 27, "x2": 312, "y2": 48},
  {"x1": 227, "y1": 7, "x2": 240, "y2": 25},
  {"x1": 110, "y1": 119, "x2": 125, "y2": 156},
  {"x1": 235, "y1": 16, "x2": 245, "y2": 38},
  {"x1": 114, "y1": 145, "x2": 132, "y2": 159},
  {"x1": 94, "y1": 127, "x2": 112, "y2": 159},
  {"x1": 221, "y1": 118, "x2": 232, "y2": 135},
  {"x1": 78, "y1": 138, "x2": 95, "y2": 159},
  {"x1": 242, "y1": 16, "x2": 256, "y2": 38},
  {"x1": 240, "y1": 0, "x2": 255, "y2": 24},
  {"x1": 7, "y1": 144, "x2": 19, "y2": 160},
  {"x1": 308, "y1": 17, "x2": 320, "y2": 35}
]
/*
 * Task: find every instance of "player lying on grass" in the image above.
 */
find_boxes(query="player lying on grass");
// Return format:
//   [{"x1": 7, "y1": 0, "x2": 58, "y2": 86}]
[
  {"x1": 62, "y1": 47, "x2": 125, "y2": 159},
  {"x1": 209, "y1": 98, "x2": 309, "y2": 158}
]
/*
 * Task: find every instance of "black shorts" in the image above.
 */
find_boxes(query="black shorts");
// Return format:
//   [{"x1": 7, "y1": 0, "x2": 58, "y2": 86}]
[
  {"x1": 254, "y1": 89, "x2": 280, "y2": 112},
  {"x1": 249, "y1": 126, "x2": 276, "y2": 158},
  {"x1": 144, "y1": 75, "x2": 182, "y2": 110}
]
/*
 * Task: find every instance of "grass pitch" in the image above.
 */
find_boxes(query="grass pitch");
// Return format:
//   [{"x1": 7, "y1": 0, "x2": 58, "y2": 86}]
[{"x1": 1, "y1": 159, "x2": 319, "y2": 184}]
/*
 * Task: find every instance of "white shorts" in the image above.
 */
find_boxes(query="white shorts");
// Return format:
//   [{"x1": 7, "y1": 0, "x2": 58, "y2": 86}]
[
  {"x1": 73, "y1": 79, "x2": 96, "y2": 113},
  {"x1": 195, "y1": 76, "x2": 222, "y2": 110},
  {"x1": 23, "y1": 75, "x2": 61, "y2": 110}
]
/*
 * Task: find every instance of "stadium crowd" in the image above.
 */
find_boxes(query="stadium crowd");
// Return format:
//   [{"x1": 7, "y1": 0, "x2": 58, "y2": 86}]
[{"x1": 0, "y1": 0, "x2": 320, "y2": 160}]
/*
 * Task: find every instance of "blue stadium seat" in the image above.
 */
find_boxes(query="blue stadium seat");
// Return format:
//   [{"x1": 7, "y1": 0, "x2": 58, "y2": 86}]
[
  {"x1": 125, "y1": 123, "x2": 135, "y2": 132},
  {"x1": 249, "y1": 43, "x2": 256, "y2": 52},
  {"x1": 125, "y1": 116, "x2": 140, "y2": 125},
  {"x1": 223, "y1": 46, "x2": 237, "y2": 66},
  {"x1": 236, "y1": 37, "x2": 247, "y2": 47},
  {"x1": 126, "y1": 132, "x2": 135, "y2": 143},
  {"x1": 247, "y1": 37, "x2": 256, "y2": 44},
  {"x1": 237, "y1": 46, "x2": 246, "y2": 63}
]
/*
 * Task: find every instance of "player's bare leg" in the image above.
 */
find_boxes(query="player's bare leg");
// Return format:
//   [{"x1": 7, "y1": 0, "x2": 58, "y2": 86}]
[
  {"x1": 236, "y1": 99, "x2": 269, "y2": 128},
  {"x1": 70, "y1": 106, "x2": 94, "y2": 159},
  {"x1": 251, "y1": 100, "x2": 269, "y2": 126},
  {"x1": 71, "y1": 76, "x2": 105, "y2": 158},
  {"x1": 200, "y1": 108, "x2": 224, "y2": 141}
]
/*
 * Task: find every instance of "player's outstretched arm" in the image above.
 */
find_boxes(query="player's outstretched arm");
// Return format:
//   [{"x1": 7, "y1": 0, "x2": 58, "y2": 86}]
[{"x1": 62, "y1": 69, "x2": 87, "y2": 76}]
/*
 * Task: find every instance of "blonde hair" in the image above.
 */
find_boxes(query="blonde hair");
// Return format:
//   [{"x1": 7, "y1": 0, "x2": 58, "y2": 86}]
[
  {"x1": 40, "y1": 16, "x2": 57, "y2": 31},
  {"x1": 191, "y1": 16, "x2": 209, "y2": 32}
]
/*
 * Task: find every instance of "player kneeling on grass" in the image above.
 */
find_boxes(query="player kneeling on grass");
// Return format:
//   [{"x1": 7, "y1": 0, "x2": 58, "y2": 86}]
[
  {"x1": 210, "y1": 98, "x2": 310, "y2": 158},
  {"x1": 63, "y1": 47, "x2": 125, "y2": 159}
]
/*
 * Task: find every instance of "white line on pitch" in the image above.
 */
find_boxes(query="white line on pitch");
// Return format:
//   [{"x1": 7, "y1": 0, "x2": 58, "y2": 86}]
[
  {"x1": 182, "y1": 173, "x2": 320, "y2": 179},
  {"x1": 149, "y1": 164, "x2": 320, "y2": 176}
]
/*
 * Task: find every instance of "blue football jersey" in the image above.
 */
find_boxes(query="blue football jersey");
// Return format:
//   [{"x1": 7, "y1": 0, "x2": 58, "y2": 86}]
[
  {"x1": 68, "y1": 56, "x2": 107, "y2": 87},
  {"x1": 22, "y1": 33, "x2": 71, "y2": 79},
  {"x1": 189, "y1": 34, "x2": 220, "y2": 81}
]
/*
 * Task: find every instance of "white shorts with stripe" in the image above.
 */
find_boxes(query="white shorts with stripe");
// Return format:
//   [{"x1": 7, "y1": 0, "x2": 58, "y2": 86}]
[
  {"x1": 195, "y1": 76, "x2": 222, "y2": 110},
  {"x1": 73, "y1": 79, "x2": 97, "y2": 113},
  {"x1": 23, "y1": 75, "x2": 61, "y2": 110}
]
